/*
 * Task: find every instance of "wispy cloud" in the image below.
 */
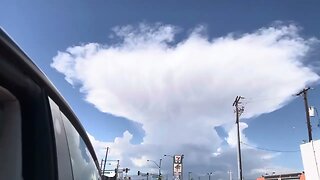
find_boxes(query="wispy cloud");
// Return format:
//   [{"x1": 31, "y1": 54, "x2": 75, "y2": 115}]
[{"x1": 52, "y1": 23, "x2": 318, "y2": 179}]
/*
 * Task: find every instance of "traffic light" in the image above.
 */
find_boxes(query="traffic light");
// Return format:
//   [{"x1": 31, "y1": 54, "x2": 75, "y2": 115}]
[
  {"x1": 138, "y1": 171, "x2": 141, "y2": 176},
  {"x1": 125, "y1": 168, "x2": 129, "y2": 173}
]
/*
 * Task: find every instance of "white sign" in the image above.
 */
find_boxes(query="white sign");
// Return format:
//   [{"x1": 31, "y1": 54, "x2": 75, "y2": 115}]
[
  {"x1": 173, "y1": 155, "x2": 183, "y2": 179},
  {"x1": 174, "y1": 155, "x2": 182, "y2": 164},
  {"x1": 173, "y1": 163, "x2": 182, "y2": 172},
  {"x1": 300, "y1": 140, "x2": 320, "y2": 180},
  {"x1": 309, "y1": 106, "x2": 315, "y2": 117}
]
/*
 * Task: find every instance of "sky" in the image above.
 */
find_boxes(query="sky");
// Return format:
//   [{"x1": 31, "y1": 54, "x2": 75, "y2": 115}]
[{"x1": 2, "y1": 1, "x2": 320, "y2": 179}]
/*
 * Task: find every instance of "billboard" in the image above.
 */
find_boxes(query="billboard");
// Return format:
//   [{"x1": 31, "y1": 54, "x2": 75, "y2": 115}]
[{"x1": 173, "y1": 155, "x2": 183, "y2": 180}]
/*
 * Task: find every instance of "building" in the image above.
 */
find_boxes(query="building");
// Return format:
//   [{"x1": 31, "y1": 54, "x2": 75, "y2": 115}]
[
  {"x1": 256, "y1": 172, "x2": 305, "y2": 180},
  {"x1": 300, "y1": 140, "x2": 320, "y2": 179}
]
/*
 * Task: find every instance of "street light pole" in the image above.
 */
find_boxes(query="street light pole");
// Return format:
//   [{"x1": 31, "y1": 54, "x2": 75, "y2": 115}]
[
  {"x1": 147, "y1": 159, "x2": 162, "y2": 180},
  {"x1": 159, "y1": 158, "x2": 162, "y2": 178},
  {"x1": 207, "y1": 173, "x2": 212, "y2": 180}
]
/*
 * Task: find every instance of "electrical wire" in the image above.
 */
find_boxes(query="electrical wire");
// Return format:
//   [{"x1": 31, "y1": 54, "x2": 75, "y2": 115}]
[
  {"x1": 244, "y1": 95, "x2": 297, "y2": 104},
  {"x1": 240, "y1": 142, "x2": 300, "y2": 153}
]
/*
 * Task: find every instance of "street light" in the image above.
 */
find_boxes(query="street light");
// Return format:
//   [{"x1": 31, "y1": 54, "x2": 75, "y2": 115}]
[
  {"x1": 164, "y1": 154, "x2": 174, "y2": 158},
  {"x1": 147, "y1": 159, "x2": 162, "y2": 180},
  {"x1": 207, "y1": 172, "x2": 213, "y2": 180}
]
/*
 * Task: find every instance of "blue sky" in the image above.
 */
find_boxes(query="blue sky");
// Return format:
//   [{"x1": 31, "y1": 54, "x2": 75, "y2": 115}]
[{"x1": 2, "y1": 1, "x2": 320, "y2": 179}]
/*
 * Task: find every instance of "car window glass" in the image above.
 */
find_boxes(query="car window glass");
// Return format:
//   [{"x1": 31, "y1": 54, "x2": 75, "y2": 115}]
[{"x1": 61, "y1": 113, "x2": 100, "y2": 180}]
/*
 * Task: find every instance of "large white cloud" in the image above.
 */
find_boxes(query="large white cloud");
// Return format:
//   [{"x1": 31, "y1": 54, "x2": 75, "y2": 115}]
[{"x1": 52, "y1": 23, "x2": 319, "y2": 179}]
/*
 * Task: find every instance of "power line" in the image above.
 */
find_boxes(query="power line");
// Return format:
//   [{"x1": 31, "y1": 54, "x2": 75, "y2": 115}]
[
  {"x1": 244, "y1": 95, "x2": 297, "y2": 104},
  {"x1": 240, "y1": 142, "x2": 300, "y2": 153}
]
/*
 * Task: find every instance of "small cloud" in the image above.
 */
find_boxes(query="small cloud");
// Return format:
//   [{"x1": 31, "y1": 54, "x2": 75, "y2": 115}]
[
  {"x1": 213, "y1": 147, "x2": 223, "y2": 157},
  {"x1": 131, "y1": 156, "x2": 149, "y2": 167},
  {"x1": 226, "y1": 122, "x2": 249, "y2": 148}
]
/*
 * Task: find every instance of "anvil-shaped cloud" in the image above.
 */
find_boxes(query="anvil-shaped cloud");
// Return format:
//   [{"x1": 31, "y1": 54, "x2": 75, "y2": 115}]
[{"x1": 51, "y1": 23, "x2": 319, "y2": 179}]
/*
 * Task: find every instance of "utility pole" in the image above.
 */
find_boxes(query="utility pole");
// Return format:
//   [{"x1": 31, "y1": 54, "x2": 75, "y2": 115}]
[
  {"x1": 297, "y1": 87, "x2": 313, "y2": 142},
  {"x1": 233, "y1": 96, "x2": 245, "y2": 180},
  {"x1": 102, "y1": 147, "x2": 110, "y2": 176},
  {"x1": 100, "y1": 159, "x2": 104, "y2": 174},
  {"x1": 115, "y1": 160, "x2": 120, "y2": 180}
]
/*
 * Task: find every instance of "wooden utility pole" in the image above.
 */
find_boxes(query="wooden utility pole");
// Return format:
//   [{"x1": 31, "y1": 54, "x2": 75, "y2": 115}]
[
  {"x1": 296, "y1": 87, "x2": 313, "y2": 142},
  {"x1": 233, "y1": 96, "x2": 244, "y2": 180}
]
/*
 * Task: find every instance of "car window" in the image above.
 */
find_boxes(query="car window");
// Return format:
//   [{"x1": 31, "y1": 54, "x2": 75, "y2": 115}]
[
  {"x1": 61, "y1": 113, "x2": 100, "y2": 180},
  {"x1": 49, "y1": 97, "x2": 73, "y2": 180}
]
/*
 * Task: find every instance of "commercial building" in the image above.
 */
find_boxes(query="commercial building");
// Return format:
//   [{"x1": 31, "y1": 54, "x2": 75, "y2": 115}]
[{"x1": 256, "y1": 172, "x2": 305, "y2": 180}]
